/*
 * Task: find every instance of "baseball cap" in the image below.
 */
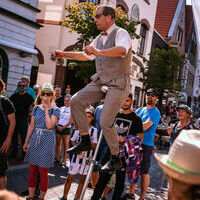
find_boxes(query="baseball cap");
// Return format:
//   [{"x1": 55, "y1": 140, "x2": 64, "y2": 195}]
[
  {"x1": 146, "y1": 88, "x2": 158, "y2": 96},
  {"x1": 176, "y1": 104, "x2": 192, "y2": 115}
]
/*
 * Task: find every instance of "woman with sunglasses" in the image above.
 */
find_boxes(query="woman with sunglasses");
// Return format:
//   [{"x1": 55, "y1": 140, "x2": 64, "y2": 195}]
[
  {"x1": 55, "y1": 95, "x2": 72, "y2": 166},
  {"x1": 167, "y1": 104, "x2": 195, "y2": 145},
  {"x1": 23, "y1": 83, "x2": 60, "y2": 200}
]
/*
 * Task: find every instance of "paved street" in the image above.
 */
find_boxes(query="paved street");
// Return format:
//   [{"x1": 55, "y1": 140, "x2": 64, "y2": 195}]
[{"x1": 6, "y1": 149, "x2": 168, "y2": 200}]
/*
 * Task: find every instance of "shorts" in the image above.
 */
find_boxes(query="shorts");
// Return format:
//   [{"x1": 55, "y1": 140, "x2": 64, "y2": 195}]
[
  {"x1": 68, "y1": 162, "x2": 89, "y2": 175},
  {"x1": 56, "y1": 127, "x2": 71, "y2": 136},
  {"x1": 0, "y1": 152, "x2": 8, "y2": 177},
  {"x1": 141, "y1": 144, "x2": 153, "y2": 174}
]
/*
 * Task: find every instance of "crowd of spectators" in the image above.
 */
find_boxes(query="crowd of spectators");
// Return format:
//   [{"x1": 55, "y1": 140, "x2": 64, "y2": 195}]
[{"x1": 0, "y1": 78, "x2": 200, "y2": 200}]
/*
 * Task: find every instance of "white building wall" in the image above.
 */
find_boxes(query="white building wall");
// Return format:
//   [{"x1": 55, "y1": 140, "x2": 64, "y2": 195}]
[
  {"x1": 124, "y1": 0, "x2": 158, "y2": 106},
  {"x1": 0, "y1": 0, "x2": 39, "y2": 96}
]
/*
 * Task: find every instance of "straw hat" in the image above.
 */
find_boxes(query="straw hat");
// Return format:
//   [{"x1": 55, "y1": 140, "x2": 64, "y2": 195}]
[
  {"x1": 41, "y1": 83, "x2": 54, "y2": 91},
  {"x1": 155, "y1": 129, "x2": 200, "y2": 184}
]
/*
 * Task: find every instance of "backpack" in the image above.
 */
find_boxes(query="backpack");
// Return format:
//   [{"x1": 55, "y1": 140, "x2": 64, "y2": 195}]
[{"x1": 0, "y1": 95, "x2": 9, "y2": 126}]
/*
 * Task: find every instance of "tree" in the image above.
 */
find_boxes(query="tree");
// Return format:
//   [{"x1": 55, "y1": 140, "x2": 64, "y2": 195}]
[
  {"x1": 140, "y1": 48, "x2": 185, "y2": 112},
  {"x1": 62, "y1": 1, "x2": 139, "y2": 81}
]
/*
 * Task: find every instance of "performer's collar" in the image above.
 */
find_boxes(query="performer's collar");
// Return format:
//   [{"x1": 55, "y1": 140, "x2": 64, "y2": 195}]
[{"x1": 104, "y1": 23, "x2": 116, "y2": 36}]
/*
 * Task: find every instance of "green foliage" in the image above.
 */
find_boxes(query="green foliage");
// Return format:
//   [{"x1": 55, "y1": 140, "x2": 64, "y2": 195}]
[
  {"x1": 62, "y1": 2, "x2": 140, "y2": 44},
  {"x1": 140, "y1": 48, "x2": 185, "y2": 111},
  {"x1": 62, "y1": 2, "x2": 140, "y2": 81}
]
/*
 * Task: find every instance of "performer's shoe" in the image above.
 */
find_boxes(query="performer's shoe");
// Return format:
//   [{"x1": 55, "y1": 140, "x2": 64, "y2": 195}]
[
  {"x1": 67, "y1": 140, "x2": 92, "y2": 154},
  {"x1": 101, "y1": 155, "x2": 122, "y2": 173}
]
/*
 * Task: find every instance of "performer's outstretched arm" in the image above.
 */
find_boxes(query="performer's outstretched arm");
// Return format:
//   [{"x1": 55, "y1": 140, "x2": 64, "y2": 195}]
[{"x1": 54, "y1": 50, "x2": 91, "y2": 61}]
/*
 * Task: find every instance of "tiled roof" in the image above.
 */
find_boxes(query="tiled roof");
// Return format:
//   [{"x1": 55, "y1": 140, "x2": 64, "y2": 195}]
[{"x1": 154, "y1": 0, "x2": 179, "y2": 38}]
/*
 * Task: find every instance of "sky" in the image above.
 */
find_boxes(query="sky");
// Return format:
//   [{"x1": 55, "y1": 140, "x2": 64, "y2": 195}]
[{"x1": 186, "y1": 0, "x2": 191, "y2": 5}]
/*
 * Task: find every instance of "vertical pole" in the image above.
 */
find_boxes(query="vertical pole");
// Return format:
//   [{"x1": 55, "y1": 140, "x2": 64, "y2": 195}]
[{"x1": 80, "y1": 130, "x2": 104, "y2": 200}]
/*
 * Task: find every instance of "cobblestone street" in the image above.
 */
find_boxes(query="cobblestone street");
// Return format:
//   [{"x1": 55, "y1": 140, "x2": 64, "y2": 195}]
[{"x1": 6, "y1": 149, "x2": 168, "y2": 200}]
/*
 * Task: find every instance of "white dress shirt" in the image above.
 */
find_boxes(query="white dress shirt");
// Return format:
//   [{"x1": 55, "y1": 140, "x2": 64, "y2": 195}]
[{"x1": 83, "y1": 23, "x2": 132, "y2": 60}]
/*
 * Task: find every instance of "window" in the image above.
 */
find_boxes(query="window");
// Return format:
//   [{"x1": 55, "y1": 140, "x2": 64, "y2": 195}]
[
  {"x1": 139, "y1": 24, "x2": 148, "y2": 55},
  {"x1": 131, "y1": 4, "x2": 139, "y2": 21},
  {"x1": 0, "y1": 49, "x2": 9, "y2": 84},
  {"x1": 176, "y1": 26, "x2": 183, "y2": 46}
]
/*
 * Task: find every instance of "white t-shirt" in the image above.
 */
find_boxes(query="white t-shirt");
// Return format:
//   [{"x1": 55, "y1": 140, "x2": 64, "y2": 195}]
[
  {"x1": 57, "y1": 106, "x2": 71, "y2": 127},
  {"x1": 70, "y1": 126, "x2": 98, "y2": 164}
]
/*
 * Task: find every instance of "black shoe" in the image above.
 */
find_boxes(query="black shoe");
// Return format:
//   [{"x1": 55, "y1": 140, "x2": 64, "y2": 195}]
[
  {"x1": 101, "y1": 155, "x2": 122, "y2": 173},
  {"x1": 121, "y1": 193, "x2": 135, "y2": 200},
  {"x1": 67, "y1": 140, "x2": 92, "y2": 154}
]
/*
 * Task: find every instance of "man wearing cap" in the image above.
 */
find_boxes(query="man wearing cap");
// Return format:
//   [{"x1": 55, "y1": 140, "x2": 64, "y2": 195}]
[
  {"x1": 155, "y1": 130, "x2": 200, "y2": 200},
  {"x1": 15, "y1": 76, "x2": 36, "y2": 100},
  {"x1": 54, "y1": 5, "x2": 132, "y2": 171},
  {"x1": 167, "y1": 104, "x2": 195, "y2": 145},
  {"x1": 135, "y1": 88, "x2": 160, "y2": 200}
]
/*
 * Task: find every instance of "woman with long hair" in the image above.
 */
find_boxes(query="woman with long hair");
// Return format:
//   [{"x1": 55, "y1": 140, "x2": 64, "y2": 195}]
[{"x1": 23, "y1": 83, "x2": 60, "y2": 200}]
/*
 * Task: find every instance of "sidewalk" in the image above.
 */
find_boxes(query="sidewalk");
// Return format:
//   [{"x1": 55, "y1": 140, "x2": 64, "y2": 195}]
[{"x1": 6, "y1": 150, "x2": 168, "y2": 200}]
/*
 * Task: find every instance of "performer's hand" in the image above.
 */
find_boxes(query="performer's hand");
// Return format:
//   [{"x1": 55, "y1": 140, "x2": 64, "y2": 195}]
[
  {"x1": 54, "y1": 50, "x2": 65, "y2": 58},
  {"x1": 83, "y1": 46, "x2": 101, "y2": 56}
]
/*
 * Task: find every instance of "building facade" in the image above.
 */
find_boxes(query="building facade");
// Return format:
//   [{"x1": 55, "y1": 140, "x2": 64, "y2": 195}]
[
  {"x1": 0, "y1": 0, "x2": 41, "y2": 96},
  {"x1": 154, "y1": 0, "x2": 186, "y2": 105},
  {"x1": 35, "y1": 0, "x2": 158, "y2": 106}
]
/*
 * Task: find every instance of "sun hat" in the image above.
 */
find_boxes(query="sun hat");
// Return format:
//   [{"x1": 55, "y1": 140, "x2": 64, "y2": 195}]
[
  {"x1": 176, "y1": 104, "x2": 192, "y2": 115},
  {"x1": 146, "y1": 88, "x2": 158, "y2": 96},
  {"x1": 155, "y1": 129, "x2": 200, "y2": 184},
  {"x1": 41, "y1": 83, "x2": 54, "y2": 91}
]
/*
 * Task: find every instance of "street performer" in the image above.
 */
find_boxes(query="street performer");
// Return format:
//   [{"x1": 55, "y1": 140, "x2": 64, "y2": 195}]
[{"x1": 54, "y1": 5, "x2": 132, "y2": 172}]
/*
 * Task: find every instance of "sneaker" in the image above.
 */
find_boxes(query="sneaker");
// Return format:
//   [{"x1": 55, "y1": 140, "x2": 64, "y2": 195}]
[
  {"x1": 60, "y1": 197, "x2": 67, "y2": 200},
  {"x1": 121, "y1": 193, "x2": 135, "y2": 200},
  {"x1": 67, "y1": 140, "x2": 92, "y2": 154},
  {"x1": 101, "y1": 155, "x2": 122, "y2": 173}
]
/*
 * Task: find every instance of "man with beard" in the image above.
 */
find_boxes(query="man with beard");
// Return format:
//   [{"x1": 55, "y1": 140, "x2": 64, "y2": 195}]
[
  {"x1": 90, "y1": 94, "x2": 143, "y2": 200},
  {"x1": 135, "y1": 88, "x2": 160, "y2": 200}
]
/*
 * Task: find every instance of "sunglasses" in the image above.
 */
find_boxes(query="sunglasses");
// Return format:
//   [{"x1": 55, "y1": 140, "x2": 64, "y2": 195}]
[
  {"x1": 18, "y1": 85, "x2": 25, "y2": 88},
  {"x1": 146, "y1": 93, "x2": 156, "y2": 97},
  {"x1": 95, "y1": 14, "x2": 103, "y2": 19},
  {"x1": 41, "y1": 92, "x2": 52, "y2": 97}
]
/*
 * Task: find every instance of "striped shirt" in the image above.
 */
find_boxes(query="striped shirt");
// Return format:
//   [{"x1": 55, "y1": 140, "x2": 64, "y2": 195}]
[{"x1": 70, "y1": 126, "x2": 98, "y2": 165}]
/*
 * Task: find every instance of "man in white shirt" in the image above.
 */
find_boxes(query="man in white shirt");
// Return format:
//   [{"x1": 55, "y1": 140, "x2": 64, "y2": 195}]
[{"x1": 54, "y1": 5, "x2": 132, "y2": 172}]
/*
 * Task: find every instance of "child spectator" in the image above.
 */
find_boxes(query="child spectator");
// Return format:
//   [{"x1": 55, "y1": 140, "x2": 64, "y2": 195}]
[
  {"x1": 60, "y1": 108, "x2": 97, "y2": 200},
  {"x1": 55, "y1": 95, "x2": 72, "y2": 166}
]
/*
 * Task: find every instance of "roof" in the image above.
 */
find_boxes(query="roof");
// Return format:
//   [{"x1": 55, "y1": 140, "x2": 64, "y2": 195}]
[{"x1": 154, "y1": 0, "x2": 179, "y2": 38}]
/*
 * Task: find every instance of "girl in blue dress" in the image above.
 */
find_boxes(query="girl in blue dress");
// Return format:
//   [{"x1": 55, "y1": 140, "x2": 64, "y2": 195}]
[{"x1": 23, "y1": 83, "x2": 60, "y2": 200}]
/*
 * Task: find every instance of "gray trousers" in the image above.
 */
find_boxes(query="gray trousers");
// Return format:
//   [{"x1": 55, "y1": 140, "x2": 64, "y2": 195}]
[{"x1": 70, "y1": 76, "x2": 130, "y2": 155}]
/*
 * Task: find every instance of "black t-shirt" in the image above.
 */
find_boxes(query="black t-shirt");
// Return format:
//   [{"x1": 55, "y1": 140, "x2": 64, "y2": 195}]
[
  {"x1": 10, "y1": 92, "x2": 34, "y2": 118},
  {"x1": 0, "y1": 96, "x2": 15, "y2": 146},
  {"x1": 114, "y1": 112, "x2": 143, "y2": 136},
  {"x1": 55, "y1": 96, "x2": 64, "y2": 108}
]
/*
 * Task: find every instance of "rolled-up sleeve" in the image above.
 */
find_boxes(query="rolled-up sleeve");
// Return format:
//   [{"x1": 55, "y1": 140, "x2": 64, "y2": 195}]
[{"x1": 115, "y1": 28, "x2": 132, "y2": 54}]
